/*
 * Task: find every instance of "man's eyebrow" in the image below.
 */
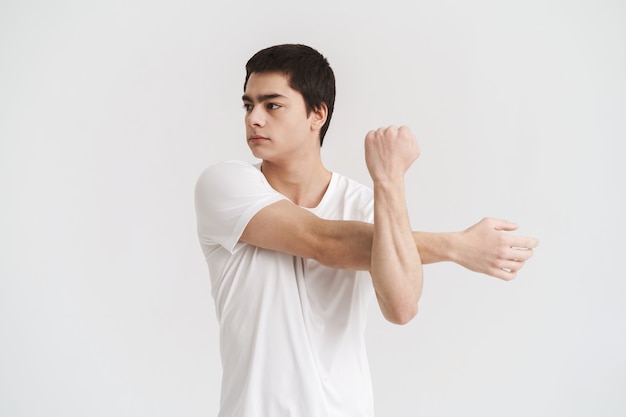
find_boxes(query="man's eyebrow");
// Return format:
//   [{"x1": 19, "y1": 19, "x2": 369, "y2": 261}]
[{"x1": 241, "y1": 93, "x2": 287, "y2": 102}]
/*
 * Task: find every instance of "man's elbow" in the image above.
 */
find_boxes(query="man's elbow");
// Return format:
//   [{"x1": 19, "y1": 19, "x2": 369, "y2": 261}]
[{"x1": 385, "y1": 303, "x2": 419, "y2": 325}]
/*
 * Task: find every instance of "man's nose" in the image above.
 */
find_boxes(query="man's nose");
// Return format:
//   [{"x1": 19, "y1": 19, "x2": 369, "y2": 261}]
[{"x1": 247, "y1": 106, "x2": 266, "y2": 127}]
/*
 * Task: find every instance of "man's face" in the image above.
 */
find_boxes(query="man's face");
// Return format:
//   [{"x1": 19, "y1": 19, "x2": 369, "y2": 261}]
[{"x1": 242, "y1": 72, "x2": 317, "y2": 162}]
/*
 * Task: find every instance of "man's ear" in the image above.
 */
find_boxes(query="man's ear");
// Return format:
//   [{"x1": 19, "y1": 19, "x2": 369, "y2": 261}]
[{"x1": 310, "y1": 103, "x2": 328, "y2": 132}]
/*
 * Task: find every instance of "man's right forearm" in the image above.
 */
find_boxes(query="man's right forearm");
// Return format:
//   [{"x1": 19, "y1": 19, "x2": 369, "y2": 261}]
[
  {"x1": 412, "y1": 231, "x2": 457, "y2": 265},
  {"x1": 243, "y1": 201, "x2": 537, "y2": 280},
  {"x1": 318, "y1": 222, "x2": 456, "y2": 269}
]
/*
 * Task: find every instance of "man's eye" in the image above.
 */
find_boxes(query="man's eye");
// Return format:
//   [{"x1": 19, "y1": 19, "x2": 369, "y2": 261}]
[
  {"x1": 267, "y1": 103, "x2": 280, "y2": 110},
  {"x1": 243, "y1": 104, "x2": 253, "y2": 111}
]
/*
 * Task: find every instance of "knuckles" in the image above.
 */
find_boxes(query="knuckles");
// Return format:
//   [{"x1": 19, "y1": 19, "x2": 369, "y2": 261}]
[
  {"x1": 365, "y1": 125, "x2": 420, "y2": 160},
  {"x1": 367, "y1": 125, "x2": 415, "y2": 142}
]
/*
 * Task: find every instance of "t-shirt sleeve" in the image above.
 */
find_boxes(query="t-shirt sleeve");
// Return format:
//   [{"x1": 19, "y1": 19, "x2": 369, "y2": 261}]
[{"x1": 194, "y1": 160, "x2": 287, "y2": 253}]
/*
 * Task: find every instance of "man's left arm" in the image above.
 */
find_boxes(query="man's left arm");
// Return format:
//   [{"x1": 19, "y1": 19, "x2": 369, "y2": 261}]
[{"x1": 365, "y1": 126, "x2": 423, "y2": 325}]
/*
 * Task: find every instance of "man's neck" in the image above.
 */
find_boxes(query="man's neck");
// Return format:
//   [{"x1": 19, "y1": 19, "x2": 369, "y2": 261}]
[{"x1": 261, "y1": 157, "x2": 331, "y2": 208}]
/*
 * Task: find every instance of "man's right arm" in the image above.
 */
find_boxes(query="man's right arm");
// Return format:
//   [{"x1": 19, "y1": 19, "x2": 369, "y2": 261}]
[
  {"x1": 413, "y1": 218, "x2": 538, "y2": 280},
  {"x1": 240, "y1": 199, "x2": 374, "y2": 270},
  {"x1": 240, "y1": 204, "x2": 538, "y2": 280}
]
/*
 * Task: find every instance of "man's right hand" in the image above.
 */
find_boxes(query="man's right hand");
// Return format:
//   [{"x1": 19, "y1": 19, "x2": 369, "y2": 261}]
[{"x1": 451, "y1": 218, "x2": 539, "y2": 281}]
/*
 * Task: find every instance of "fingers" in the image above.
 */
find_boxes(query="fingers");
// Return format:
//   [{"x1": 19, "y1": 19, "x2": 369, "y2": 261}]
[
  {"x1": 501, "y1": 229, "x2": 538, "y2": 248},
  {"x1": 514, "y1": 237, "x2": 540, "y2": 249},
  {"x1": 364, "y1": 125, "x2": 420, "y2": 182},
  {"x1": 488, "y1": 260, "x2": 524, "y2": 281},
  {"x1": 488, "y1": 218, "x2": 540, "y2": 256},
  {"x1": 366, "y1": 125, "x2": 412, "y2": 139},
  {"x1": 491, "y1": 218, "x2": 519, "y2": 232},
  {"x1": 491, "y1": 244, "x2": 536, "y2": 281},
  {"x1": 487, "y1": 218, "x2": 539, "y2": 248},
  {"x1": 505, "y1": 246, "x2": 534, "y2": 262},
  {"x1": 460, "y1": 218, "x2": 539, "y2": 281},
  {"x1": 492, "y1": 268, "x2": 518, "y2": 281}
]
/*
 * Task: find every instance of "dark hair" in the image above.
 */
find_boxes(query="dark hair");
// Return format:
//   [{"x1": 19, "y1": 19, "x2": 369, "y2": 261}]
[{"x1": 244, "y1": 44, "x2": 336, "y2": 146}]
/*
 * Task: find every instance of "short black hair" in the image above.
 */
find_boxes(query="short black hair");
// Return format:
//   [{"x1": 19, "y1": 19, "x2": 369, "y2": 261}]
[{"x1": 244, "y1": 44, "x2": 336, "y2": 146}]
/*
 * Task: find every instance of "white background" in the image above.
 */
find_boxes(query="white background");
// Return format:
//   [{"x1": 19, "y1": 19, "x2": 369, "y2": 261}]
[{"x1": 1, "y1": 1, "x2": 625, "y2": 416}]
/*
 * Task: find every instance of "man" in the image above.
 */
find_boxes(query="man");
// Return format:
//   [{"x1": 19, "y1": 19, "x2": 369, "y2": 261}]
[{"x1": 195, "y1": 44, "x2": 538, "y2": 417}]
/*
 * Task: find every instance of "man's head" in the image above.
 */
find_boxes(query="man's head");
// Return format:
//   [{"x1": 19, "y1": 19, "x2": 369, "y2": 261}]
[{"x1": 244, "y1": 44, "x2": 336, "y2": 146}]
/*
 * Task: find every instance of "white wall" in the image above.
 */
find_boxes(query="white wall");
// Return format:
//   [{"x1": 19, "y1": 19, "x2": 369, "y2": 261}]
[{"x1": 1, "y1": 1, "x2": 624, "y2": 416}]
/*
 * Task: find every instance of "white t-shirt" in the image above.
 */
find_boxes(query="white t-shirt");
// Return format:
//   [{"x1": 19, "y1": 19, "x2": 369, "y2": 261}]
[{"x1": 195, "y1": 160, "x2": 376, "y2": 417}]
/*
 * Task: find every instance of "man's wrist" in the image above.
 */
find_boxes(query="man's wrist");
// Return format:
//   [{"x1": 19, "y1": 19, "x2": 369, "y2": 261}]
[
  {"x1": 413, "y1": 231, "x2": 460, "y2": 265},
  {"x1": 444, "y1": 231, "x2": 462, "y2": 264}
]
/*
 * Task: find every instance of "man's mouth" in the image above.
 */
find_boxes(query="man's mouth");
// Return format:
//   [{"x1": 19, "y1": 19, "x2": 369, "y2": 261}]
[{"x1": 248, "y1": 135, "x2": 269, "y2": 143}]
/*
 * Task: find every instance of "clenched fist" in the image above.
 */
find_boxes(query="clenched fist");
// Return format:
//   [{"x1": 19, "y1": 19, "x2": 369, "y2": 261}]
[{"x1": 364, "y1": 125, "x2": 420, "y2": 184}]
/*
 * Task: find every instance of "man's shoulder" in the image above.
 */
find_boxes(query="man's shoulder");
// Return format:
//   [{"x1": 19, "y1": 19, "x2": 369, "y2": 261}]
[
  {"x1": 198, "y1": 159, "x2": 258, "y2": 177},
  {"x1": 197, "y1": 160, "x2": 260, "y2": 185}
]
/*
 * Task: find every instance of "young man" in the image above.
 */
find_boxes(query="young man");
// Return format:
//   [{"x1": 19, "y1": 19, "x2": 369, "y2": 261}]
[{"x1": 195, "y1": 44, "x2": 538, "y2": 417}]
